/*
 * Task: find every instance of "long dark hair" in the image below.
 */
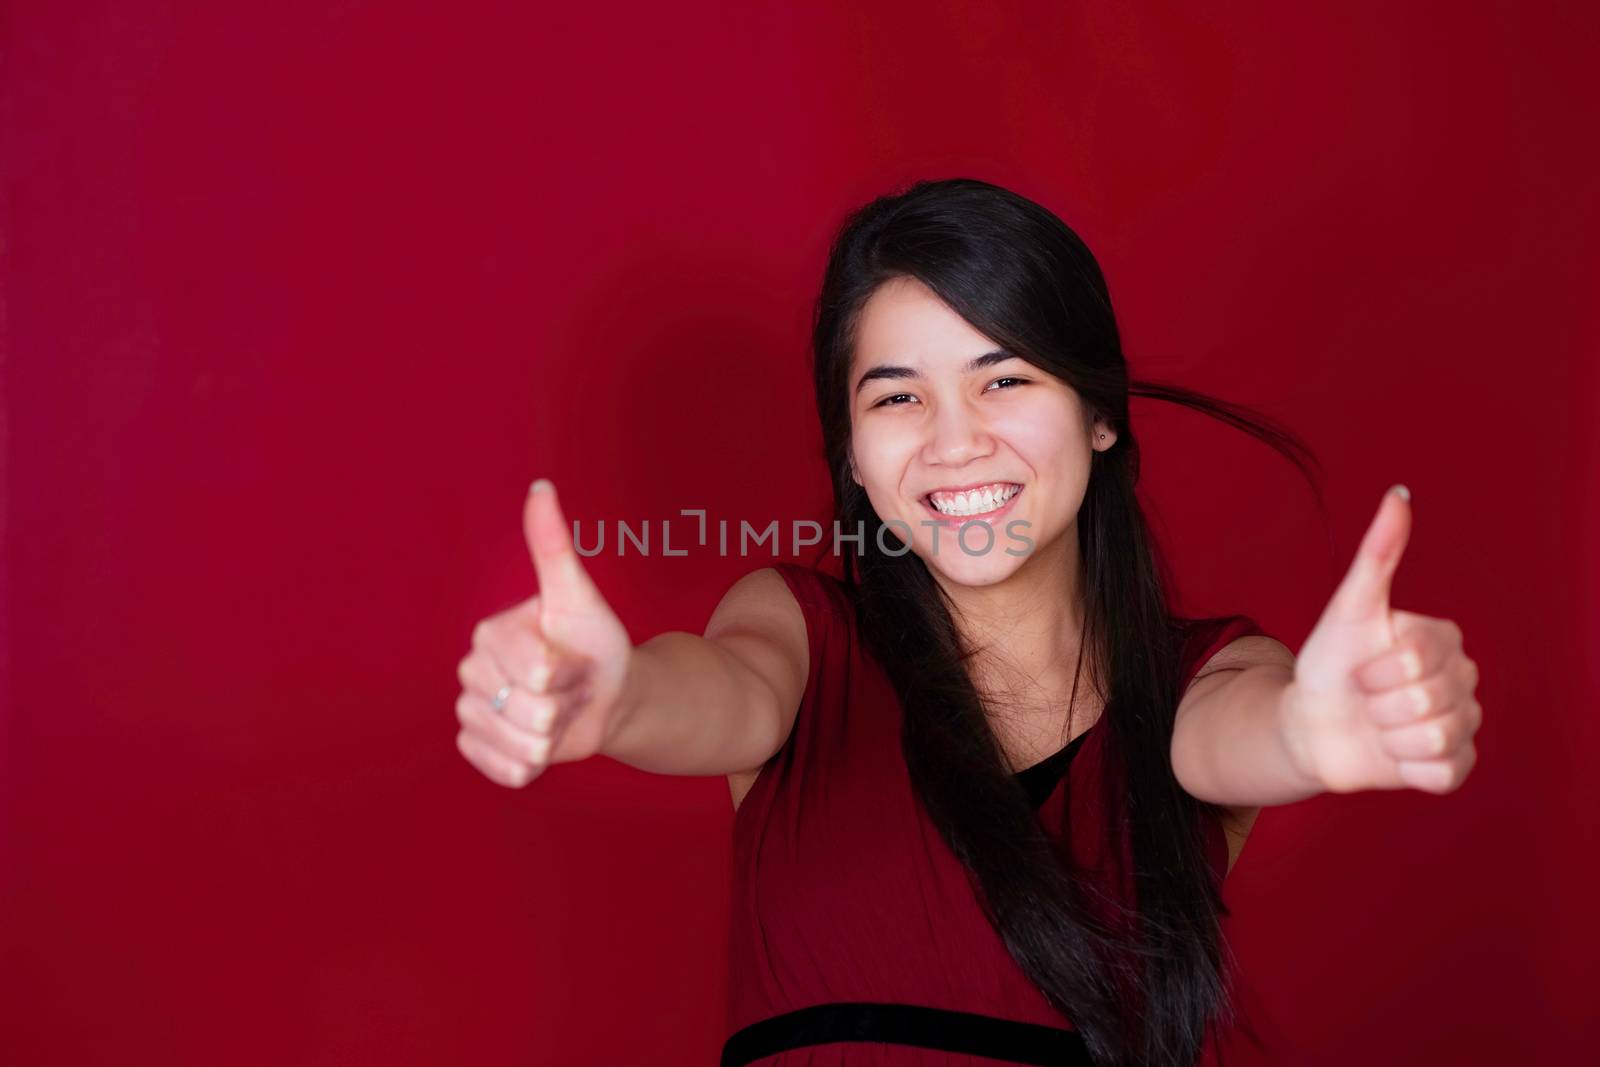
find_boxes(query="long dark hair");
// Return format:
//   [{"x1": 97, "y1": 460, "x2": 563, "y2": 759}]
[{"x1": 807, "y1": 178, "x2": 1328, "y2": 1066}]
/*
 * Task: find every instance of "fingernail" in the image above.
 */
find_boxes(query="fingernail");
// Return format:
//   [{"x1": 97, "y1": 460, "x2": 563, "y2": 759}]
[
  {"x1": 532, "y1": 701, "x2": 556, "y2": 733},
  {"x1": 1411, "y1": 686, "x2": 1431, "y2": 717},
  {"x1": 528, "y1": 662, "x2": 551, "y2": 691},
  {"x1": 1390, "y1": 483, "x2": 1410, "y2": 501},
  {"x1": 1400, "y1": 648, "x2": 1422, "y2": 682},
  {"x1": 529, "y1": 478, "x2": 552, "y2": 496}
]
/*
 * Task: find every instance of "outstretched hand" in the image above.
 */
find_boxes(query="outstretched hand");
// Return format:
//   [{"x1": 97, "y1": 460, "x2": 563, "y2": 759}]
[
  {"x1": 453, "y1": 480, "x2": 634, "y2": 788},
  {"x1": 1280, "y1": 486, "x2": 1482, "y2": 795}
]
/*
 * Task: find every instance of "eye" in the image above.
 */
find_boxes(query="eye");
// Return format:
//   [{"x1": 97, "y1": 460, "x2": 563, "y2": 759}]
[
  {"x1": 985, "y1": 376, "x2": 1030, "y2": 392},
  {"x1": 871, "y1": 393, "x2": 917, "y2": 408}
]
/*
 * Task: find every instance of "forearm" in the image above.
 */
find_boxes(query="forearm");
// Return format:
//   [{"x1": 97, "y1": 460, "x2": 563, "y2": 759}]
[
  {"x1": 600, "y1": 631, "x2": 782, "y2": 777},
  {"x1": 1171, "y1": 664, "x2": 1325, "y2": 807}
]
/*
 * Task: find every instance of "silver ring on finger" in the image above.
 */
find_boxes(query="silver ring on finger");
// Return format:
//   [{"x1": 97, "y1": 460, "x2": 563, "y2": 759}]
[{"x1": 490, "y1": 684, "x2": 514, "y2": 713}]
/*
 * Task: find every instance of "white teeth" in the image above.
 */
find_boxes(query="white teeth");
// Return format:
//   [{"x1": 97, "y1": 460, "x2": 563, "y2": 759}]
[{"x1": 927, "y1": 483, "x2": 1020, "y2": 516}]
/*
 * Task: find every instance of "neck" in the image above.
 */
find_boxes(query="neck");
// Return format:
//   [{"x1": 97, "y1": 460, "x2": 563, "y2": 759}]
[{"x1": 930, "y1": 530, "x2": 1101, "y2": 737}]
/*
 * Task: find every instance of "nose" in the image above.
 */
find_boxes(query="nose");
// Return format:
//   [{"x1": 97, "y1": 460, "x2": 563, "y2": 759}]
[{"x1": 922, "y1": 397, "x2": 996, "y2": 468}]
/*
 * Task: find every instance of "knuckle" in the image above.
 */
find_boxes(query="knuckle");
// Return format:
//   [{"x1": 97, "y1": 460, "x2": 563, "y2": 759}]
[
  {"x1": 1429, "y1": 674, "x2": 1455, "y2": 708},
  {"x1": 1372, "y1": 689, "x2": 1405, "y2": 722},
  {"x1": 458, "y1": 732, "x2": 495, "y2": 776},
  {"x1": 471, "y1": 619, "x2": 495, "y2": 648}
]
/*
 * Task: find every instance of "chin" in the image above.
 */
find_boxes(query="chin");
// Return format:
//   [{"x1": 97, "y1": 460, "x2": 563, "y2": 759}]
[{"x1": 916, "y1": 542, "x2": 1027, "y2": 588}]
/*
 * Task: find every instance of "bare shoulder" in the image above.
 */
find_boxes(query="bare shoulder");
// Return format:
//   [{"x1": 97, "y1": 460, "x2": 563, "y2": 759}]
[
  {"x1": 705, "y1": 567, "x2": 810, "y2": 812},
  {"x1": 705, "y1": 566, "x2": 805, "y2": 642},
  {"x1": 1191, "y1": 634, "x2": 1295, "y2": 682}
]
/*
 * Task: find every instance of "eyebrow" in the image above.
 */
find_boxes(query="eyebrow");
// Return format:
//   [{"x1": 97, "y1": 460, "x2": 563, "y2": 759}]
[{"x1": 853, "y1": 349, "x2": 1019, "y2": 397}]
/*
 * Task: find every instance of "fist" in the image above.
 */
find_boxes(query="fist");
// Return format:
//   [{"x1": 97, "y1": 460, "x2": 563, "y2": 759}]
[
  {"x1": 1282, "y1": 486, "x2": 1483, "y2": 795},
  {"x1": 454, "y1": 479, "x2": 633, "y2": 788}
]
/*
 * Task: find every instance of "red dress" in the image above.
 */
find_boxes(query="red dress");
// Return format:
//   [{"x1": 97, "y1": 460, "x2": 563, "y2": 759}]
[{"x1": 726, "y1": 562, "x2": 1269, "y2": 1066}]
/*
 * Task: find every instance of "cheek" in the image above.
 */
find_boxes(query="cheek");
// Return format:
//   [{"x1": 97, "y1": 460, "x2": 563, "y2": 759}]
[
  {"x1": 994, "y1": 401, "x2": 1080, "y2": 470},
  {"x1": 851, "y1": 423, "x2": 915, "y2": 491}
]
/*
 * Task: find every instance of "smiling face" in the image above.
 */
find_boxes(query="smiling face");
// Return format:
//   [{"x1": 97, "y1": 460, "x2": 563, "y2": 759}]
[{"x1": 847, "y1": 276, "x2": 1117, "y2": 588}]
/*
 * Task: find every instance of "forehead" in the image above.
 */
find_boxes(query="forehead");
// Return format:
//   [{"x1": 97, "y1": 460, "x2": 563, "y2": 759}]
[{"x1": 851, "y1": 276, "x2": 996, "y2": 379}]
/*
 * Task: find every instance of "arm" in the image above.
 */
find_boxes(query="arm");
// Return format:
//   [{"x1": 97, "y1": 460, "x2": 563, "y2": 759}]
[
  {"x1": 1171, "y1": 635, "x2": 1324, "y2": 810},
  {"x1": 1174, "y1": 488, "x2": 1484, "y2": 813},
  {"x1": 599, "y1": 567, "x2": 808, "y2": 777}
]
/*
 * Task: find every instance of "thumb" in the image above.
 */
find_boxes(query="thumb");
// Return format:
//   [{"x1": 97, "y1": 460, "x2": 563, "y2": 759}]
[
  {"x1": 1323, "y1": 484, "x2": 1412, "y2": 626},
  {"x1": 523, "y1": 478, "x2": 601, "y2": 618}
]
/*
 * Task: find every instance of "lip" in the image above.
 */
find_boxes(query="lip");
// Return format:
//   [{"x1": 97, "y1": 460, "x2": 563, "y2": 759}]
[{"x1": 920, "y1": 484, "x2": 1024, "y2": 528}]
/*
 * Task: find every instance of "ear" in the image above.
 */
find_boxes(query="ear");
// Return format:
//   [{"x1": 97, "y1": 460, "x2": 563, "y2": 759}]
[{"x1": 1092, "y1": 418, "x2": 1117, "y2": 452}]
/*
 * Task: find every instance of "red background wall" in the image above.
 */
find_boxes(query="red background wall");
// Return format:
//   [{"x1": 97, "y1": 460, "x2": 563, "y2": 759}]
[{"x1": 4, "y1": 2, "x2": 1596, "y2": 1063}]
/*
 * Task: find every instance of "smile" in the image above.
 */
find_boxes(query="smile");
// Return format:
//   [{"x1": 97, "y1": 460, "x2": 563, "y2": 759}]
[{"x1": 921, "y1": 482, "x2": 1023, "y2": 523}]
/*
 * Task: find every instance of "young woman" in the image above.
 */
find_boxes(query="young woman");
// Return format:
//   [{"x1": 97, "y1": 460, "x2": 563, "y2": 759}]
[{"x1": 453, "y1": 179, "x2": 1482, "y2": 1066}]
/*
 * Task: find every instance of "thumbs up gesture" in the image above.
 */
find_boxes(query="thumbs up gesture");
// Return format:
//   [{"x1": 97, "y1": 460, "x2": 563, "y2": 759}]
[
  {"x1": 454, "y1": 479, "x2": 634, "y2": 788},
  {"x1": 1280, "y1": 486, "x2": 1482, "y2": 795}
]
